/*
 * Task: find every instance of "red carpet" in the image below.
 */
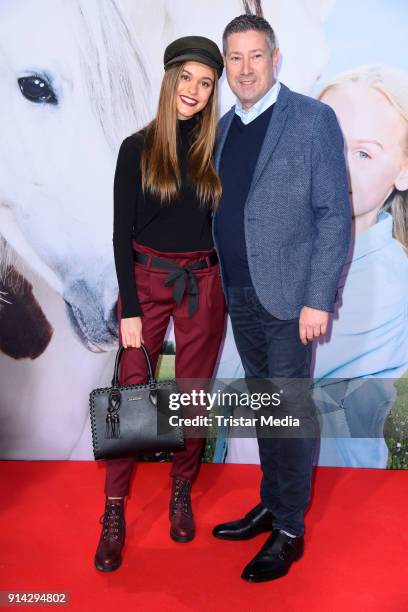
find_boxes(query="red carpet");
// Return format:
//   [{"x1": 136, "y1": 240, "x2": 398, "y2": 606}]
[{"x1": 0, "y1": 463, "x2": 406, "y2": 611}]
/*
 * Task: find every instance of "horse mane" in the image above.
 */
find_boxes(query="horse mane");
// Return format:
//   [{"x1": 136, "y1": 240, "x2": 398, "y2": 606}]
[
  {"x1": 0, "y1": 238, "x2": 17, "y2": 287},
  {"x1": 71, "y1": 0, "x2": 152, "y2": 150},
  {"x1": 243, "y1": 0, "x2": 263, "y2": 16}
]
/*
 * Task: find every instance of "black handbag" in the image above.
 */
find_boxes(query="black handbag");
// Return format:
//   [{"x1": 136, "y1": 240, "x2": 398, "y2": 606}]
[{"x1": 89, "y1": 344, "x2": 184, "y2": 460}]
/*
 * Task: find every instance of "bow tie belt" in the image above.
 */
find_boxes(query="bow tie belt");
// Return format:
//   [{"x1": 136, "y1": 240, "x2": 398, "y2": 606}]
[{"x1": 133, "y1": 250, "x2": 218, "y2": 317}]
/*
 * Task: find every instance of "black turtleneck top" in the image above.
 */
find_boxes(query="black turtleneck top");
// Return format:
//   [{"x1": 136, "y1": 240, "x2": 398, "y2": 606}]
[{"x1": 113, "y1": 117, "x2": 214, "y2": 318}]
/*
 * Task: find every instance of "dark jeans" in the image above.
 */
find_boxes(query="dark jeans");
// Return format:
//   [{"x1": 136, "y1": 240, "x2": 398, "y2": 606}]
[{"x1": 227, "y1": 286, "x2": 316, "y2": 536}]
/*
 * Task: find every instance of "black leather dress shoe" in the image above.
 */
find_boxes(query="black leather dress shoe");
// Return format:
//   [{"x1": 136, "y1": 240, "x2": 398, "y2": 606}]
[
  {"x1": 241, "y1": 530, "x2": 304, "y2": 582},
  {"x1": 212, "y1": 503, "x2": 273, "y2": 540}
]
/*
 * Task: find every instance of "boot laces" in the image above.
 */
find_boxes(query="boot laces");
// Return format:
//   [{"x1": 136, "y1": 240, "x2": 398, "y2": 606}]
[
  {"x1": 99, "y1": 502, "x2": 123, "y2": 542},
  {"x1": 172, "y1": 479, "x2": 191, "y2": 515}
]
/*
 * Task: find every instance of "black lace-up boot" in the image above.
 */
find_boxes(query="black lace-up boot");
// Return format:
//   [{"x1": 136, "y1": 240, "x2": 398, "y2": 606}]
[
  {"x1": 94, "y1": 498, "x2": 125, "y2": 572},
  {"x1": 169, "y1": 478, "x2": 195, "y2": 543}
]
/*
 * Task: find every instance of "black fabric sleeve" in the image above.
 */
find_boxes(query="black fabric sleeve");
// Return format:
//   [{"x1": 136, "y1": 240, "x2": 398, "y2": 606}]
[{"x1": 113, "y1": 135, "x2": 144, "y2": 318}]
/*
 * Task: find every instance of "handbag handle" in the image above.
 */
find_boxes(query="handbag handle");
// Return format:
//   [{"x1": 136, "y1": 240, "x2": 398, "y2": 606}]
[{"x1": 111, "y1": 343, "x2": 156, "y2": 388}]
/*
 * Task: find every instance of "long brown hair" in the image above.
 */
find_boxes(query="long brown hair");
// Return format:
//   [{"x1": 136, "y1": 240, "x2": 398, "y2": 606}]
[{"x1": 140, "y1": 62, "x2": 222, "y2": 207}]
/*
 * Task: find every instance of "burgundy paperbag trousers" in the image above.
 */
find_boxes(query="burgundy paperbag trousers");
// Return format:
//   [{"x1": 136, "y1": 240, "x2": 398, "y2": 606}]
[{"x1": 105, "y1": 242, "x2": 226, "y2": 497}]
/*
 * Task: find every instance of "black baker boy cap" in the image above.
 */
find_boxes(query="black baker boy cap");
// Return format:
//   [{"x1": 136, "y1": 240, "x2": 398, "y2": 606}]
[{"x1": 164, "y1": 35, "x2": 224, "y2": 78}]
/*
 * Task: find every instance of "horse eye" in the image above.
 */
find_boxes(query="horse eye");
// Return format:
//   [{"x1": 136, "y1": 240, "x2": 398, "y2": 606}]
[{"x1": 18, "y1": 75, "x2": 58, "y2": 105}]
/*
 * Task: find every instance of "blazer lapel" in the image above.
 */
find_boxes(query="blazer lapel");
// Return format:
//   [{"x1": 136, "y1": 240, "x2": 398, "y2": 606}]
[
  {"x1": 215, "y1": 107, "x2": 235, "y2": 171},
  {"x1": 247, "y1": 83, "x2": 290, "y2": 199}
]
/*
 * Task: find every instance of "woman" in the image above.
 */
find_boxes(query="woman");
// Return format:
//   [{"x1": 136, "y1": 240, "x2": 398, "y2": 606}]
[
  {"x1": 314, "y1": 64, "x2": 408, "y2": 468},
  {"x1": 95, "y1": 36, "x2": 226, "y2": 572}
]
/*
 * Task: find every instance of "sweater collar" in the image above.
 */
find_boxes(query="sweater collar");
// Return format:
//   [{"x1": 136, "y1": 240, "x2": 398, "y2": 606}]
[
  {"x1": 177, "y1": 115, "x2": 198, "y2": 134},
  {"x1": 235, "y1": 80, "x2": 281, "y2": 125}
]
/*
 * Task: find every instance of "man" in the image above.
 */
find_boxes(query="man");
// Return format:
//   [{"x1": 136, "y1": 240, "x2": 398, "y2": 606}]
[{"x1": 212, "y1": 15, "x2": 351, "y2": 582}]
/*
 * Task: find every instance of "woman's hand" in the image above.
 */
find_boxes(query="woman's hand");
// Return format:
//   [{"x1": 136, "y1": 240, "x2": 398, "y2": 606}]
[{"x1": 121, "y1": 316, "x2": 143, "y2": 348}]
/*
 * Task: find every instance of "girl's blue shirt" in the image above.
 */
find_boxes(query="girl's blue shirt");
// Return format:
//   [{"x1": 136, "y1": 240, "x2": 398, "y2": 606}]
[{"x1": 314, "y1": 211, "x2": 408, "y2": 380}]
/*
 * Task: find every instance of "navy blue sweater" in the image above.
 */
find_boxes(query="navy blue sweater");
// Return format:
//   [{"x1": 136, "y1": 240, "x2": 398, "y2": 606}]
[{"x1": 215, "y1": 105, "x2": 274, "y2": 286}]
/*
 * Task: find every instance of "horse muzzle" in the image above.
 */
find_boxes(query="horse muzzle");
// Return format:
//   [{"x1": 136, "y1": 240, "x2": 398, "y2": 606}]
[{"x1": 63, "y1": 279, "x2": 118, "y2": 352}]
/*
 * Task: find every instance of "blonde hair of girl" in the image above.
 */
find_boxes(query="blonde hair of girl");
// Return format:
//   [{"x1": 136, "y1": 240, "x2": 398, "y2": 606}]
[{"x1": 319, "y1": 64, "x2": 408, "y2": 251}]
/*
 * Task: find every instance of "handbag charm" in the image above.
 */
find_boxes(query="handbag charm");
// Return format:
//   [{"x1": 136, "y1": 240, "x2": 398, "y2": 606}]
[{"x1": 106, "y1": 388, "x2": 122, "y2": 439}]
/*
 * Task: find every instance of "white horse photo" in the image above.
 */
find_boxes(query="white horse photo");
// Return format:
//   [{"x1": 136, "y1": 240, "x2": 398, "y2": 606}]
[
  {"x1": 0, "y1": 0, "x2": 152, "y2": 352},
  {"x1": 0, "y1": 0, "x2": 155, "y2": 458},
  {"x1": 0, "y1": 0, "x2": 334, "y2": 459}
]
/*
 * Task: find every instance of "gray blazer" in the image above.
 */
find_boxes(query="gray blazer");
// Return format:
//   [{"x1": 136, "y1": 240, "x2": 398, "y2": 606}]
[{"x1": 214, "y1": 82, "x2": 351, "y2": 319}]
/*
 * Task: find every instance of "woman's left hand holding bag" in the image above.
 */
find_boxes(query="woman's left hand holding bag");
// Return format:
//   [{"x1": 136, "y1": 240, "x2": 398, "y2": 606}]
[{"x1": 121, "y1": 316, "x2": 143, "y2": 348}]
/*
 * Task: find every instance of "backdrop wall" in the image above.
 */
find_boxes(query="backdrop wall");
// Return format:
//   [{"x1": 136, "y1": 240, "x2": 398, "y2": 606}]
[{"x1": 1, "y1": 0, "x2": 407, "y2": 468}]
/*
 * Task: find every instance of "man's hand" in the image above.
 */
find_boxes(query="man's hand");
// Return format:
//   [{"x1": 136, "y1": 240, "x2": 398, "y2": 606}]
[
  {"x1": 121, "y1": 316, "x2": 143, "y2": 348},
  {"x1": 299, "y1": 306, "x2": 329, "y2": 345}
]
